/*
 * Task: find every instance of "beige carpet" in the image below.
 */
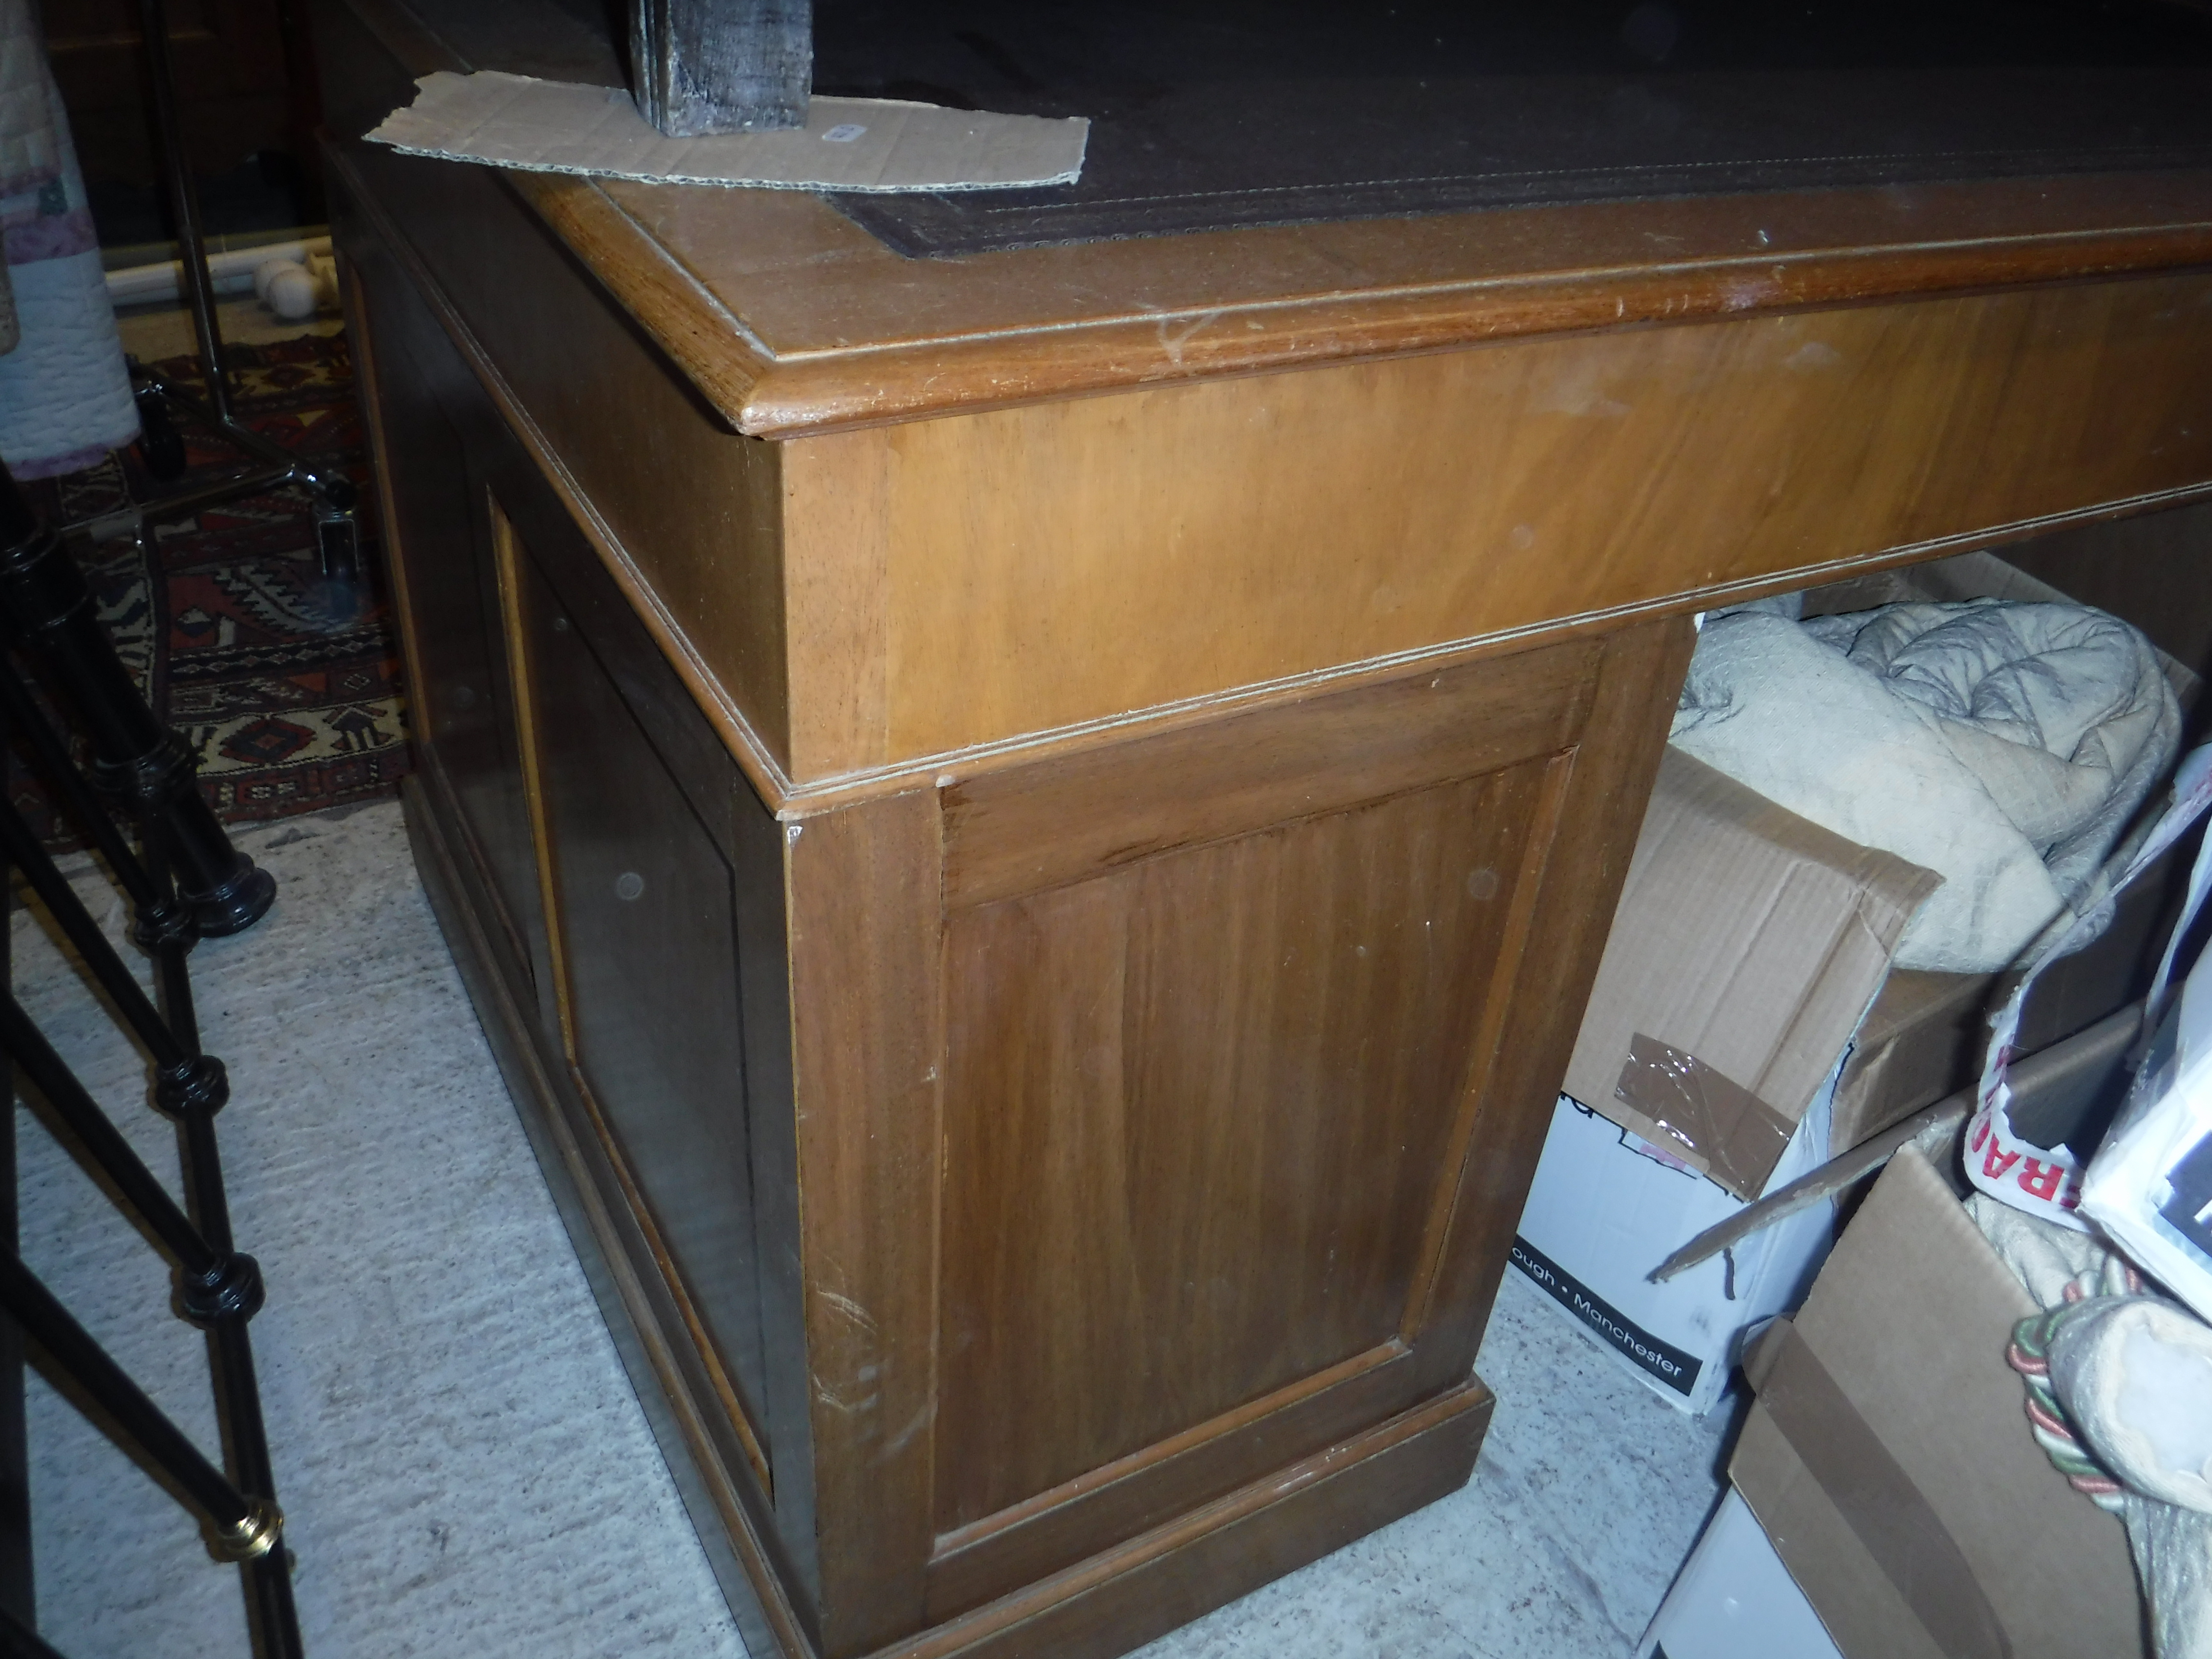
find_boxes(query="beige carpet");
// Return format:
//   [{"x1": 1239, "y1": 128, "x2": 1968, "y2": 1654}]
[{"x1": 16, "y1": 799, "x2": 1731, "y2": 1658}]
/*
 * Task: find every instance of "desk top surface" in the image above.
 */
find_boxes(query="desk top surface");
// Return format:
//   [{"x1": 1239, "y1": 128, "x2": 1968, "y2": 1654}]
[{"x1": 337, "y1": 0, "x2": 2212, "y2": 436}]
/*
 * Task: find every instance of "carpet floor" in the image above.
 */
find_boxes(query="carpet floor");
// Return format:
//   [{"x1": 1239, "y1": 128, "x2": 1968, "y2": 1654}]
[
  {"x1": 14, "y1": 333, "x2": 409, "y2": 845},
  {"x1": 16, "y1": 801, "x2": 1731, "y2": 1658}
]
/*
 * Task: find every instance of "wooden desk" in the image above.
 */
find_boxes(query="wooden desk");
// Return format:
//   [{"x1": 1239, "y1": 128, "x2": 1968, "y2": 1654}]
[{"x1": 313, "y1": 5, "x2": 2212, "y2": 1655}]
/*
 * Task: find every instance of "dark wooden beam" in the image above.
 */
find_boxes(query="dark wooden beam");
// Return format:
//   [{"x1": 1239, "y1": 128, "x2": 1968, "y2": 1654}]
[{"x1": 629, "y1": 0, "x2": 811, "y2": 136}]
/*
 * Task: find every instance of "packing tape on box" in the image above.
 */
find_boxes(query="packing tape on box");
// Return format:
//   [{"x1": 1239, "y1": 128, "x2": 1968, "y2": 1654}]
[
  {"x1": 1752, "y1": 1320, "x2": 2013, "y2": 1659},
  {"x1": 1615, "y1": 1033, "x2": 1795, "y2": 1196}
]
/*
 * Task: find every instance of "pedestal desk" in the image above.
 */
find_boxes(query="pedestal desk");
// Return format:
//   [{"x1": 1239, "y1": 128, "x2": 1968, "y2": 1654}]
[{"x1": 312, "y1": 4, "x2": 2212, "y2": 1655}]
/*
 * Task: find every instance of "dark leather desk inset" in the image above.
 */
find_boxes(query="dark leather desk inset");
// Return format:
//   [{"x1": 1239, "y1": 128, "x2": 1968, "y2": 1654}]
[
  {"x1": 817, "y1": 0, "x2": 2212, "y2": 255},
  {"x1": 312, "y1": 0, "x2": 2212, "y2": 1654}
]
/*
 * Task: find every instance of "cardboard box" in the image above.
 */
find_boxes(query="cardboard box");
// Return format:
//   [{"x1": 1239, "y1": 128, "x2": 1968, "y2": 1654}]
[
  {"x1": 1810, "y1": 548, "x2": 2202, "y2": 1148},
  {"x1": 1637, "y1": 1489, "x2": 1843, "y2": 1659},
  {"x1": 1729, "y1": 1146, "x2": 2146, "y2": 1659},
  {"x1": 1526, "y1": 547, "x2": 2200, "y2": 1415},
  {"x1": 1512, "y1": 1077, "x2": 1838, "y2": 1417},
  {"x1": 1833, "y1": 847, "x2": 2197, "y2": 1159},
  {"x1": 1566, "y1": 548, "x2": 2200, "y2": 1202},
  {"x1": 1561, "y1": 748, "x2": 1937, "y2": 1202}
]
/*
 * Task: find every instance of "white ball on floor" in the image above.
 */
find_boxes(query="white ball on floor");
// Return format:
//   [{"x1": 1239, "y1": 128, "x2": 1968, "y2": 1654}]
[
  {"x1": 264, "y1": 262, "x2": 320, "y2": 321},
  {"x1": 252, "y1": 255, "x2": 294, "y2": 303}
]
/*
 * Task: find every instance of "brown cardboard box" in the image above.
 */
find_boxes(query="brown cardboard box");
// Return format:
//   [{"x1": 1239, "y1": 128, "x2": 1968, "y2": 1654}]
[
  {"x1": 1563, "y1": 548, "x2": 2200, "y2": 1201},
  {"x1": 1560, "y1": 748, "x2": 1938, "y2": 1201},
  {"x1": 1730, "y1": 1147, "x2": 2146, "y2": 1659},
  {"x1": 1829, "y1": 849, "x2": 2196, "y2": 1156}
]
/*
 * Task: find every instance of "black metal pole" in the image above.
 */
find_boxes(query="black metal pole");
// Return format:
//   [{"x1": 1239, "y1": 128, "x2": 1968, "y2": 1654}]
[
  {"x1": 0, "y1": 1259, "x2": 277, "y2": 1561},
  {"x1": 0, "y1": 800, "x2": 185, "y2": 1071},
  {"x1": 212, "y1": 1320, "x2": 300, "y2": 1657},
  {"x1": 0, "y1": 997, "x2": 262, "y2": 1328},
  {"x1": 129, "y1": 0, "x2": 362, "y2": 609},
  {"x1": 136, "y1": 0, "x2": 232, "y2": 425},
  {"x1": 0, "y1": 697, "x2": 27, "y2": 1642},
  {"x1": 0, "y1": 494, "x2": 300, "y2": 1656},
  {"x1": 0, "y1": 1605, "x2": 70, "y2": 1659},
  {"x1": 0, "y1": 471, "x2": 274, "y2": 938},
  {"x1": 0, "y1": 662, "x2": 164, "y2": 920},
  {"x1": 133, "y1": 817, "x2": 303, "y2": 1659},
  {"x1": 127, "y1": 367, "x2": 355, "y2": 517}
]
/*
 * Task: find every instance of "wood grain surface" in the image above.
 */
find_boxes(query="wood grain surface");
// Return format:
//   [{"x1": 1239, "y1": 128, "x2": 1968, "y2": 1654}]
[
  {"x1": 886, "y1": 1383, "x2": 1490, "y2": 1659},
  {"x1": 323, "y1": 9, "x2": 2212, "y2": 1656},
  {"x1": 325, "y1": 0, "x2": 2212, "y2": 816},
  {"x1": 934, "y1": 761, "x2": 1555, "y2": 1509},
  {"x1": 785, "y1": 791, "x2": 945, "y2": 1657},
  {"x1": 780, "y1": 270, "x2": 2212, "y2": 779},
  {"x1": 322, "y1": 0, "x2": 2212, "y2": 437}
]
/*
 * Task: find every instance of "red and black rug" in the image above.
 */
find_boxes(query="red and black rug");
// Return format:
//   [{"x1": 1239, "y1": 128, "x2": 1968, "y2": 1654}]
[{"x1": 15, "y1": 332, "x2": 411, "y2": 842}]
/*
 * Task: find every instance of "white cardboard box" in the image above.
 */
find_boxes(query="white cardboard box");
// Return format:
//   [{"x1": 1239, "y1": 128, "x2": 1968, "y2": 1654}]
[
  {"x1": 1510, "y1": 1072, "x2": 1838, "y2": 1416},
  {"x1": 1637, "y1": 1489, "x2": 1843, "y2": 1659}
]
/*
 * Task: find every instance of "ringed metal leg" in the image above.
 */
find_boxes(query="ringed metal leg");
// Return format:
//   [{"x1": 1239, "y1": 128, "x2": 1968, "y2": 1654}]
[
  {"x1": 0, "y1": 463, "x2": 301, "y2": 1658},
  {"x1": 0, "y1": 471, "x2": 273, "y2": 938}
]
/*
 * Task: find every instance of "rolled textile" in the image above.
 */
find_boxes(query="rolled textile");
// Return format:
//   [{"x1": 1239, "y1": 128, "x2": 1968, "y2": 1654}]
[
  {"x1": 1673, "y1": 598, "x2": 2180, "y2": 974},
  {"x1": 0, "y1": 0, "x2": 135, "y2": 475}
]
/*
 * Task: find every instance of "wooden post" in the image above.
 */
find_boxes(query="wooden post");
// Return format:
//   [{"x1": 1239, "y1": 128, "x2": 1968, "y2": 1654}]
[{"x1": 629, "y1": 0, "x2": 811, "y2": 136}]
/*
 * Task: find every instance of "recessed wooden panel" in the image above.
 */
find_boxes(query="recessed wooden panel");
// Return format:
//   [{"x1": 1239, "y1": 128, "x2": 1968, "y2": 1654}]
[
  {"x1": 513, "y1": 538, "x2": 774, "y2": 1461},
  {"x1": 352, "y1": 260, "x2": 542, "y2": 988},
  {"x1": 935, "y1": 756, "x2": 1559, "y2": 1531}
]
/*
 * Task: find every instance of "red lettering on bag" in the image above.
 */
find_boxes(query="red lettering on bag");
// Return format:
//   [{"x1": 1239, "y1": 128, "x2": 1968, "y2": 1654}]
[
  {"x1": 1970, "y1": 1118, "x2": 1992, "y2": 1154},
  {"x1": 1983, "y1": 1143, "x2": 2020, "y2": 1180},
  {"x1": 2018, "y1": 1159, "x2": 2065, "y2": 1201}
]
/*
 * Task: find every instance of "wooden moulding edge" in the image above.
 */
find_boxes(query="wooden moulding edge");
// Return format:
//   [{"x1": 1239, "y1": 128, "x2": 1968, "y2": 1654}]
[
  {"x1": 874, "y1": 1379, "x2": 1494, "y2": 1659},
  {"x1": 335, "y1": 141, "x2": 2212, "y2": 825},
  {"x1": 328, "y1": 145, "x2": 797, "y2": 810},
  {"x1": 733, "y1": 224, "x2": 2212, "y2": 439},
  {"x1": 341, "y1": 0, "x2": 777, "y2": 421},
  {"x1": 335, "y1": 5, "x2": 2212, "y2": 440}
]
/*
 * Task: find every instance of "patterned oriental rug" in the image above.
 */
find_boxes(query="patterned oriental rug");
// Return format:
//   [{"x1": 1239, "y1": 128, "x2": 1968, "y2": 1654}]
[{"x1": 13, "y1": 332, "x2": 411, "y2": 842}]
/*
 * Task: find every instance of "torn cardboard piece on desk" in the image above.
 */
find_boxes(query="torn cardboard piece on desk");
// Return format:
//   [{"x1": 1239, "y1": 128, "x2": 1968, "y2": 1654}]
[{"x1": 365, "y1": 70, "x2": 1089, "y2": 192}]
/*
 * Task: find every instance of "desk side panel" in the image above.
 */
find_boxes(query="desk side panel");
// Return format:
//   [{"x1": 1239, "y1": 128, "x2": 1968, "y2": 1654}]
[
  {"x1": 781, "y1": 620, "x2": 1691, "y2": 1646},
  {"x1": 324, "y1": 115, "x2": 791, "y2": 772},
  {"x1": 344, "y1": 202, "x2": 825, "y2": 1643},
  {"x1": 782, "y1": 272, "x2": 2212, "y2": 780}
]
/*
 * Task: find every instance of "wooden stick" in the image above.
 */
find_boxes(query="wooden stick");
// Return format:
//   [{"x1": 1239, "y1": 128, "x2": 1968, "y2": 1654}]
[
  {"x1": 1647, "y1": 996, "x2": 2146, "y2": 1282},
  {"x1": 629, "y1": 0, "x2": 811, "y2": 136}
]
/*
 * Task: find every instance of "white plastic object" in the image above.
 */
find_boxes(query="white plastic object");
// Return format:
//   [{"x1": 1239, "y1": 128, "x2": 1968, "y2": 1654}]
[
  {"x1": 2080, "y1": 806, "x2": 2212, "y2": 1322},
  {"x1": 252, "y1": 256, "x2": 294, "y2": 304},
  {"x1": 1971, "y1": 746, "x2": 2212, "y2": 1230},
  {"x1": 105, "y1": 235, "x2": 332, "y2": 307},
  {"x1": 263, "y1": 262, "x2": 320, "y2": 321}
]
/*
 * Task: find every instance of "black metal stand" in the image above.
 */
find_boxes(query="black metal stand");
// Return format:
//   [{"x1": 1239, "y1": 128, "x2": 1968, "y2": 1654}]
[
  {"x1": 0, "y1": 466, "x2": 298, "y2": 1658},
  {"x1": 0, "y1": 472, "x2": 272, "y2": 938},
  {"x1": 116, "y1": 0, "x2": 363, "y2": 621}
]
